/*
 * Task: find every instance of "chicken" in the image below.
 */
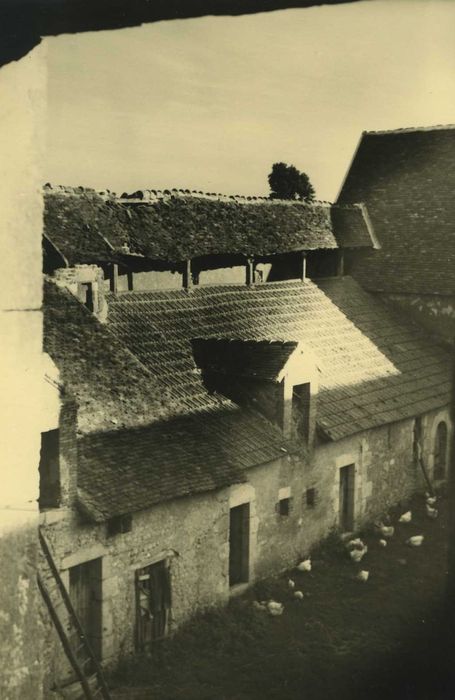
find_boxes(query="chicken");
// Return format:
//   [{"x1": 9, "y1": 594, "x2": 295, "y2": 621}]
[
  {"x1": 375, "y1": 521, "x2": 395, "y2": 538},
  {"x1": 346, "y1": 538, "x2": 365, "y2": 550},
  {"x1": 267, "y1": 600, "x2": 284, "y2": 616},
  {"x1": 288, "y1": 579, "x2": 296, "y2": 589},
  {"x1": 252, "y1": 601, "x2": 267, "y2": 612},
  {"x1": 399, "y1": 511, "x2": 412, "y2": 523},
  {"x1": 357, "y1": 570, "x2": 369, "y2": 582},
  {"x1": 350, "y1": 548, "x2": 367, "y2": 563},
  {"x1": 426, "y1": 504, "x2": 439, "y2": 519},
  {"x1": 296, "y1": 558, "x2": 312, "y2": 572},
  {"x1": 378, "y1": 539, "x2": 387, "y2": 548},
  {"x1": 293, "y1": 590, "x2": 304, "y2": 600},
  {"x1": 406, "y1": 535, "x2": 424, "y2": 547},
  {"x1": 426, "y1": 496, "x2": 437, "y2": 506}
]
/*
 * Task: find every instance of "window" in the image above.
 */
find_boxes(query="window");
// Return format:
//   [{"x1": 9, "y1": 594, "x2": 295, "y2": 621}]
[
  {"x1": 434, "y1": 421, "x2": 448, "y2": 480},
  {"x1": 339, "y1": 464, "x2": 355, "y2": 532},
  {"x1": 278, "y1": 497, "x2": 291, "y2": 516},
  {"x1": 107, "y1": 513, "x2": 132, "y2": 536},
  {"x1": 305, "y1": 488, "x2": 316, "y2": 508},
  {"x1": 38, "y1": 429, "x2": 61, "y2": 509},
  {"x1": 292, "y1": 383, "x2": 311, "y2": 441}
]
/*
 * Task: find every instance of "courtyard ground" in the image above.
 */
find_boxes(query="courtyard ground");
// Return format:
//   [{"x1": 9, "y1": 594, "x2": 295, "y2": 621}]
[{"x1": 111, "y1": 491, "x2": 455, "y2": 700}]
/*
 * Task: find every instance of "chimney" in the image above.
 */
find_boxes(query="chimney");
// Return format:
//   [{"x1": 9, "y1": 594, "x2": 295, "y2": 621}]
[{"x1": 53, "y1": 265, "x2": 108, "y2": 322}]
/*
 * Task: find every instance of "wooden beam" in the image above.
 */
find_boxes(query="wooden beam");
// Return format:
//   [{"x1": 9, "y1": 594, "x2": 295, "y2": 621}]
[
  {"x1": 246, "y1": 257, "x2": 254, "y2": 287},
  {"x1": 109, "y1": 263, "x2": 118, "y2": 293},
  {"x1": 182, "y1": 259, "x2": 193, "y2": 291},
  {"x1": 301, "y1": 252, "x2": 307, "y2": 282},
  {"x1": 337, "y1": 250, "x2": 344, "y2": 277}
]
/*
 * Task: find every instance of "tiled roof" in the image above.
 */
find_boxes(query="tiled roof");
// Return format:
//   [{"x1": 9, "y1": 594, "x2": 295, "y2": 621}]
[
  {"x1": 106, "y1": 278, "x2": 451, "y2": 441},
  {"x1": 43, "y1": 279, "x2": 180, "y2": 434},
  {"x1": 43, "y1": 188, "x2": 374, "y2": 265},
  {"x1": 43, "y1": 279, "x2": 290, "y2": 516},
  {"x1": 192, "y1": 338, "x2": 298, "y2": 381},
  {"x1": 77, "y1": 408, "x2": 287, "y2": 520},
  {"x1": 337, "y1": 125, "x2": 455, "y2": 295}
]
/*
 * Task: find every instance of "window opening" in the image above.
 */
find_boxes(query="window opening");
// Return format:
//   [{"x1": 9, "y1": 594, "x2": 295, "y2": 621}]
[
  {"x1": 277, "y1": 497, "x2": 291, "y2": 516},
  {"x1": 107, "y1": 513, "x2": 132, "y2": 536},
  {"x1": 305, "y1": 488, "x2": 316, "y2": 508},
  {"x1": 229, "y1": 503, "x2": 250, "y2": 586},
  {"x1": 38, "y1": 429, "x2": 61, "y2": 509},
  {"x1": 292, "y1": 383, "x2": 310, "y2": 441},
  {"x1": 434, "y1": 421, "x2": 448, "y2": 480},
  {"x1": 339, "y1": 464, "x2": 355, "y2": 531}
]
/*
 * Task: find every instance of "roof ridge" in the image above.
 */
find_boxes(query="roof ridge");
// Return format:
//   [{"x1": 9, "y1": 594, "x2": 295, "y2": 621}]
[
  {"x1": 43, "y1": 183, "x2": 336, "y2": 207},
  {"x1": 364, "y1": 123, "x2": 455, "y2": 136}
]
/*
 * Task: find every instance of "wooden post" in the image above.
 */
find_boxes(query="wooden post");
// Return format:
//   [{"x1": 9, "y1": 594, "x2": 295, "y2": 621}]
[
  {"x1": 301, "y1": 251, "x2": 306, "y2": 282},
  {"x1": 182, "y1": 259, "x2": 193, "y2": 291},
  {"x1": 109, "y1": 263, "x2": 118, "y2": 293},
  {"x1": 246, "y1": 257, "x2": 254, "y2": 287},
  {"x1": 337, "y1": 250, "x2": 345, "y2": 277},
  {"x1": 127, "y1": 270, "x2": 134, "y2": 291}
]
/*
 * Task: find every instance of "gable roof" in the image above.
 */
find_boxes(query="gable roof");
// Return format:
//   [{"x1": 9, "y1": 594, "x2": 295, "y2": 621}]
[
  {"x1": 191, "y1": 338, "x2": 298, "y2": 381},
  {"x1": 337, "y1": 125, "x2": 455, "y2": 295},
  {"x1": 43, "y1": 187, "x2": 375, "y2": 266},
  {"x1": 106, "y1": 277, "x2": 451, "y2": 441}
]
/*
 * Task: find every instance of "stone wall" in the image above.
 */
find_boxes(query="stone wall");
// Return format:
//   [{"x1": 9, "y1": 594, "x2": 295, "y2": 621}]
[
  {"x1": 379, "y1": 292, "x2": 455, "y2": 346},
  {"x1": 312, "y1": 406, "x2": 452, "y2": 533}
]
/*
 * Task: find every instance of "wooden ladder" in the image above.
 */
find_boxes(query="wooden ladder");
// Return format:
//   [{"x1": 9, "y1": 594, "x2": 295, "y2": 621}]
[{"x1": 38, "y1": 528, "x2": 112, "y2": 700}]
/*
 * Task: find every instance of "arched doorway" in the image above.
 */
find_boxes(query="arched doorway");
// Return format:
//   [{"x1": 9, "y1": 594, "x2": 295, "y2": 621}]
[{"x1": 434, "y1": 421, "x2": 448, "y2": 480}]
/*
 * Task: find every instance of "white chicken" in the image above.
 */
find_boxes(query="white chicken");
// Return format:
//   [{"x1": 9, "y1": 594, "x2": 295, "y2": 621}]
[
  {"x1": 357, "y1": 570, "x2": 369, "y2": 582},
  {"x1": 375, "y1": 522, "x2": 394, "y2": 538},
  {"x1": 425, "y1": 493, "x2": 437, "y2": 506},
  {"x1": 267, "y1": 600, "x2": 284, "y2": 616},
  {"x1": 426, "y1": 504, "x2": 438, "y2": 519},
  {"x1": 399, "y1": 511, "x2": 412, "y2": 523},
  {"x1": 378, "y1": 539, "x2": 387, "y2": 548},
  {"x1": 296, "y1": 558, "x2": 312, "y2": 572},
  {"x1": 252, "y1": 601, "x2": 267, "y2": 612},
  {"x1": 293, "y1": 590, "x2": 304, "y2": 600},
  {"x1": 406, "y1": 535, "x2": 424, "y2": 547},
  {"x1": 288, "y1": 578, "x2": 296, "y2": 589},
  {"x1": 350, "y1": 548, "x2": 367, "y2": 563}
]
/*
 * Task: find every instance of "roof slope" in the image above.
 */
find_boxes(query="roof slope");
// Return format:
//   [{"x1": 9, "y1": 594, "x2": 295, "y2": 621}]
[
  {"x1": 106, "y1": 278, "x2": 451, "y2": 441},
  {"x1": 77, "y1": 408, "x2": 287, "y2": 520},
  {"x1": 337, "y1": 126, "x2": 455, "y2": 295},
  {"x1": 43, "y1": 188, "x2": 374, "y2": 265},
  {"x1": 43, "y1": 279, "x2": 175, "y2": 434}
]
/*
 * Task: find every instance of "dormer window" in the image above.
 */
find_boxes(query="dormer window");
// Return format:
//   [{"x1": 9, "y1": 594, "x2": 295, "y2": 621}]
[
  {"x1": 79, "y1": 282, "x2": 94, "y2": 311},
  {"x1": 291, "y1": 382, "x2": 311, "y2": 441}
]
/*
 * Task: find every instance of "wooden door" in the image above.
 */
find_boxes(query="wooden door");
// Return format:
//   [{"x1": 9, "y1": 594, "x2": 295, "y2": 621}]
[
  {"x1": 229, "y1": 503, "x2": 250, "y2": 586},
  {"x1": 69, "y1": 558, "x2": 102, "y2": 663},
  {"x1": 136, "y1": 560, "x2": 171, "y2": 651},
  {"x1": 339, "y1": 465, "x2": 355, "y2": 532}
]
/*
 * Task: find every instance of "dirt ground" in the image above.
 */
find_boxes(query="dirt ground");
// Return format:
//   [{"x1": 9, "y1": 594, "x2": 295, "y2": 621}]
[{"x1": 111, "y1": 491, "x2": 455, "y2": 700}]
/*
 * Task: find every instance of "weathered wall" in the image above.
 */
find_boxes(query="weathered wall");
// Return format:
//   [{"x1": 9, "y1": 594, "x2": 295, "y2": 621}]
[
  {"x1": 0, "y1": 43, "x2": 60, "y2": 700},
  {"x1": 379, "y1": 292, "x2": 455, "y2": 346},
  {"x1": 312, "y1": 406, "x2": 452, "y2": 532}
]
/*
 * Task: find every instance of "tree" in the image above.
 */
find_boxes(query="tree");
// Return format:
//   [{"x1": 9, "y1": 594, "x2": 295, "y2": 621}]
[{"x1": 268, "y1": 162, "x2": 315, "y2": 202}]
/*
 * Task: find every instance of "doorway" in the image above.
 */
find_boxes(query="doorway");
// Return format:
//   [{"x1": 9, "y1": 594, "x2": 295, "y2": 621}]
[
  {"x1": 229, "y1": 503, "x2": 250, "y2": 586},
  {"x1": 135, "y1": 560, "x2": 171, "y2": 651},
  {"x1": 69, "y1": 558, "x2": 103, "y2": 662},
  {"x1": 339, "y1": 464, "x2": 355, "y2": 531}
]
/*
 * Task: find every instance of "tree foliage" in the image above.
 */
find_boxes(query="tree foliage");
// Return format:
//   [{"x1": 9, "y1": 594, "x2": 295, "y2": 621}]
[{"x1": 268, "y1": 162, "x2": 316, "y2": 202}]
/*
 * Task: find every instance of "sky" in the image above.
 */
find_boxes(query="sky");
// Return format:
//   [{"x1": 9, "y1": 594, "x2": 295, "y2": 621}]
[{"x1": 45, "y1": 0, "x2": 455, "y2": 201}]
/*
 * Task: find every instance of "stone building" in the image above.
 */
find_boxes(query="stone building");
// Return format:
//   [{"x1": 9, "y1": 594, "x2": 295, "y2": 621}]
[
  {"x1": 337, "y1": 124, "x2": 455, "y2": 345},
  {"x1": 39, "y1": 187, "x2": 453, "y2": 692}
]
